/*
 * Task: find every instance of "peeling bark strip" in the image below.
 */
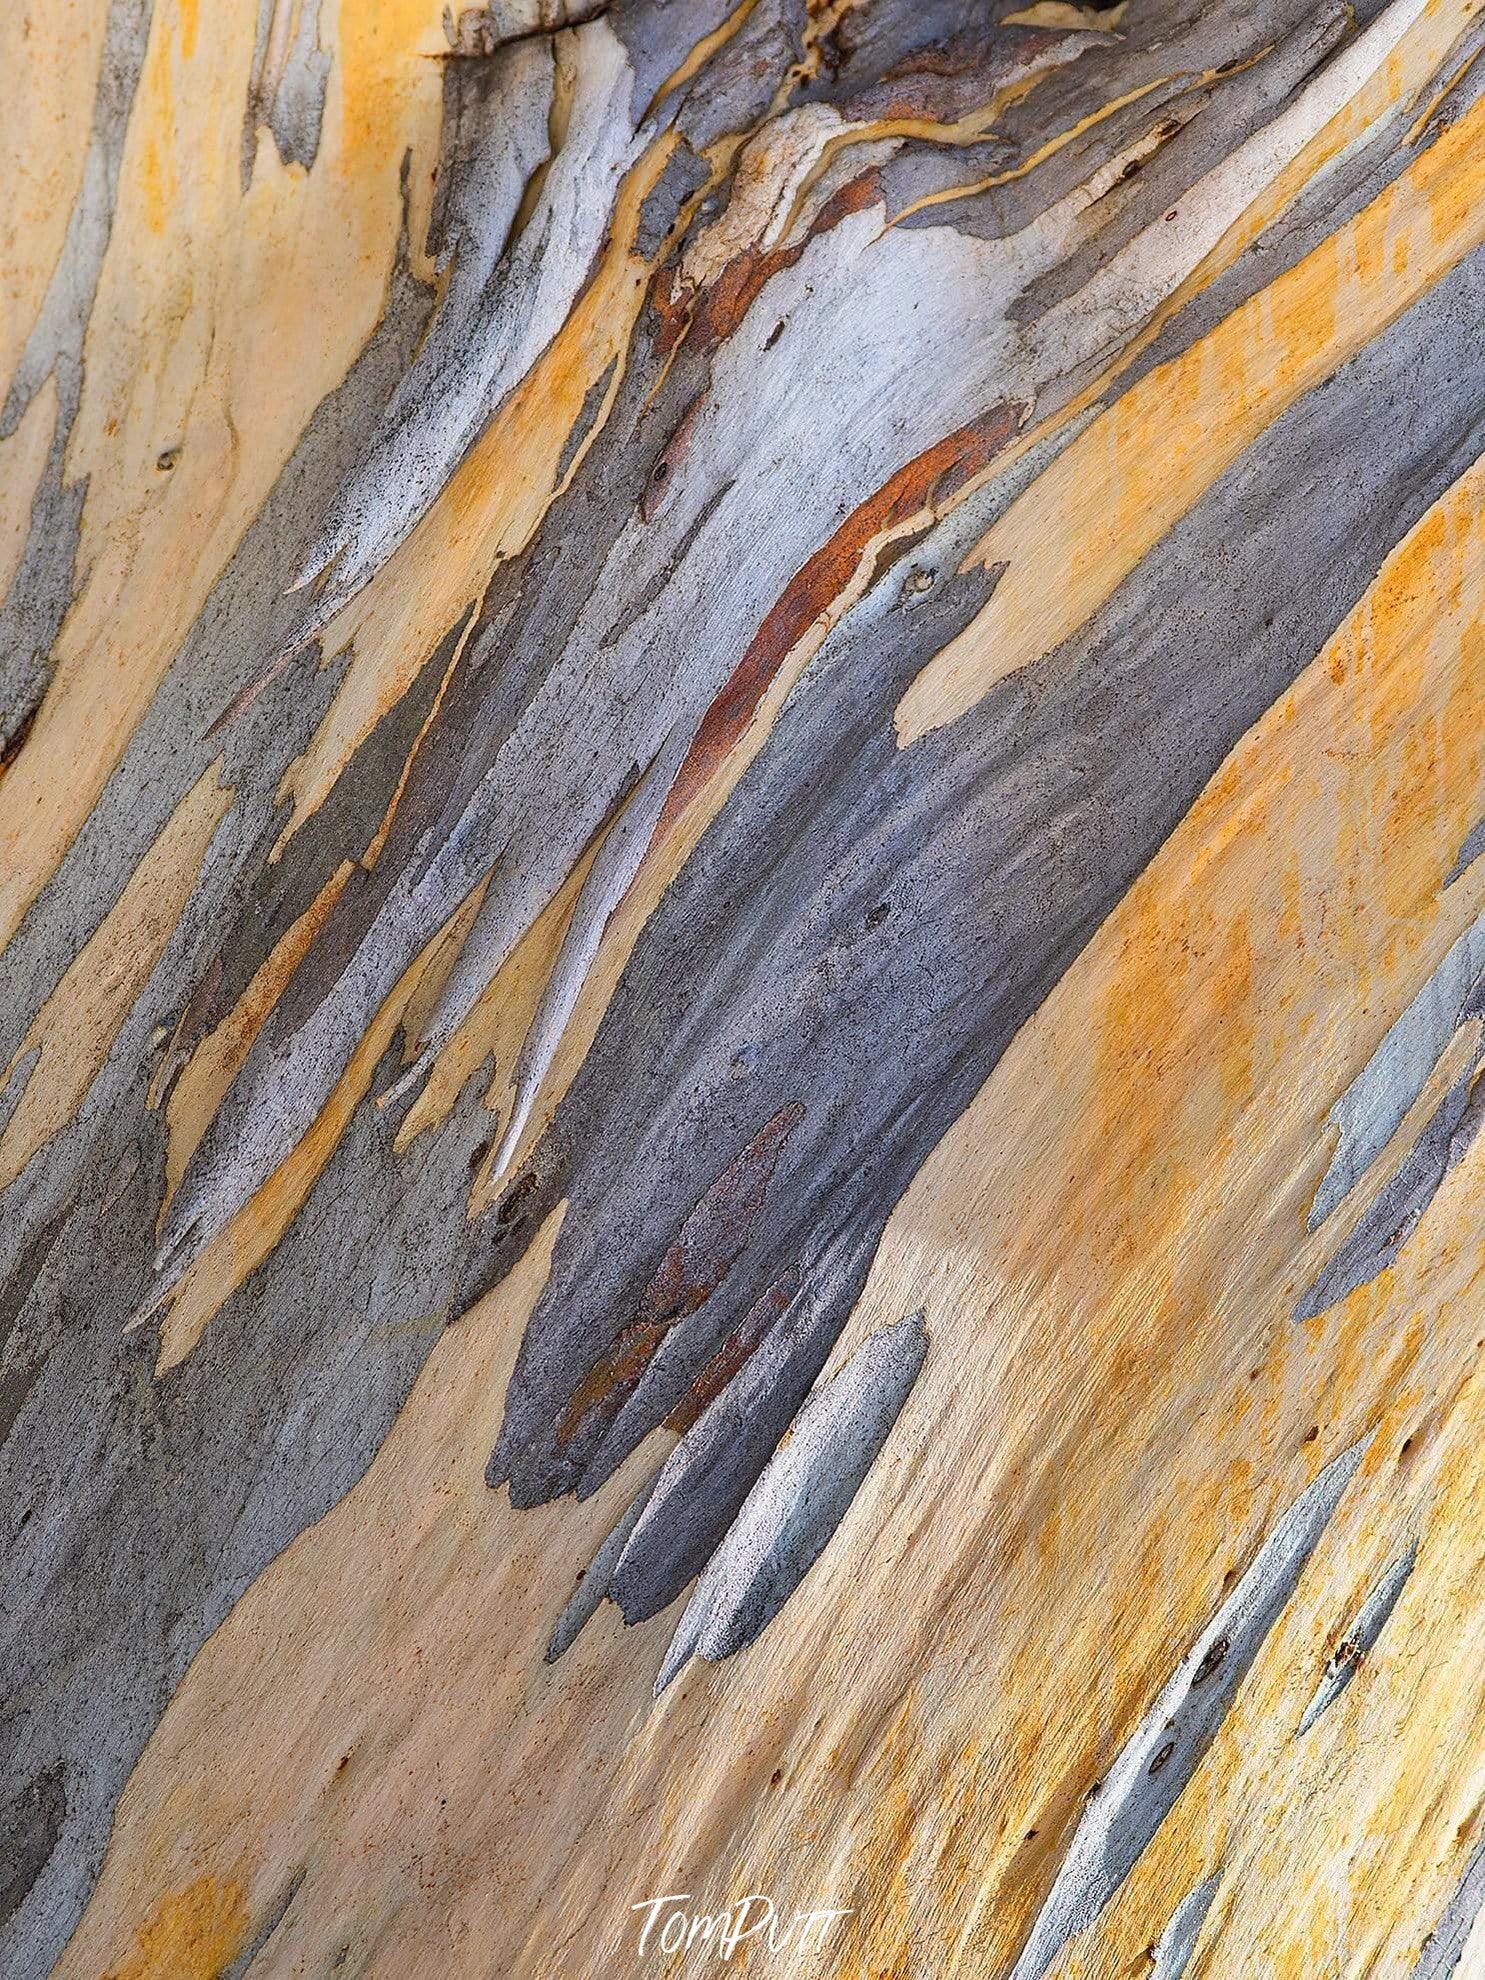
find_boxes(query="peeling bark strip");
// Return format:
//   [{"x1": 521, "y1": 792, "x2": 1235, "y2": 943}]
[
  {"x1": 1150, "y1": 1872, "x2": 1222, "y2": 1980},
  {"x1": 1412, "y1": 1840, "x2": 1485, "y2": 1978},
  {"x1": 1296, "y1": 1542, "x2": 1417, "y2": 1736},
  {"x1": 6, "y1": 0, "x2": 1485, "y2": 1974},
  {"x1": 652, "y1": 1309, "x2": 928, "y2": 1692},
  {"x1": 241, "y1": 0, "x2": 330, "y2": 187}
]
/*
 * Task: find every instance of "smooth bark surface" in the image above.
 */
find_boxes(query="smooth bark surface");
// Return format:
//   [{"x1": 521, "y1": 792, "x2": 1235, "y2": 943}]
[{"x1": 4, "y1": 0, "x2": 1485, "y2": 1973}]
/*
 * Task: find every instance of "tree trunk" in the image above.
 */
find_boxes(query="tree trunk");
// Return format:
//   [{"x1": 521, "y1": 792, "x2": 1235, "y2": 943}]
[{"x1": 4, "y1": 0, "x2": 1485, "y2": 1973}]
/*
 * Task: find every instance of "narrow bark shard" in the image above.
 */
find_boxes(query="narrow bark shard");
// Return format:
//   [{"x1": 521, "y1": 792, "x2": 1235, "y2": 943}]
[
  {"x1": 545, "y1": 1462, "x2": 664, "y2": 1663},
  {"x1": 1008, "y1": 1438, "x2": 1370, "y2": 1980},
  {"x1": 1150, "y1": 1871, "x2": 1222, "y2": 1980},
  {"x1": 1411, "y1": 1840, "x2": 1485, "y2": 1978},
  {"x1": 653, "y1": 1310, "x2": 928, "y2": 1694},
  {"x1": 1308, "y1": 912, "x2": 1485, "y2": 1233},
  {"x1": 1296, "y1": 1542, "x2": 1417, "y2": 1736}
]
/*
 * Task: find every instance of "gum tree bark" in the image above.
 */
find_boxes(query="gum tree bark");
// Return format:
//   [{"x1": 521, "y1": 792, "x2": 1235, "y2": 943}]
[{"x1": 4, "y1": 0, "x2": 1485, "y2": 1974}]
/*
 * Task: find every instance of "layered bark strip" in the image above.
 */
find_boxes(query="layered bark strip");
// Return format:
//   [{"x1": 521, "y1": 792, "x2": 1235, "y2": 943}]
[{"x1": 4, "y1": 0, "x2": 1485, "y2": 1973}]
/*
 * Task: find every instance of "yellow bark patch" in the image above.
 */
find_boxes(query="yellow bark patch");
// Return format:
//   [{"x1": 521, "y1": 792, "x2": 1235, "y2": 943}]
[
  {"x1": 0, "y1": 0, "x2": 444, "y2": 951},
  {"x1": 0, "y1": 759, "x2": 232, "y2": 1192},
  {"x1": 102, "y1": 1875, "x2": 246, "y2": 1980}
]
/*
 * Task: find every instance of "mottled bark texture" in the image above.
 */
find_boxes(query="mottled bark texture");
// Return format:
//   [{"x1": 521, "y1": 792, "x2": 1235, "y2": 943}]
[{"x1": 5, "y1": 0, "x2": 1485, "y2": 1974}]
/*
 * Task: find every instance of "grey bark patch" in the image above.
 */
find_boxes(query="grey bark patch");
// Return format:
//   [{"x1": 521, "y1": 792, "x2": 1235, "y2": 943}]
[
  {"x1": 492, "y1": 1101, "x2": 804, "y2": 1503},
  {"x1": 633, "y1": 140, "x2": 709, "y2": 259},
  {"x1": 0, "y1": 1050, "x2": 42, "y2": 1171},
  {"x1": 0, "y1": 1199, "x2": 76, "y2": 1457},
  {"x1": 648, "y1": 0, "x2": 807, "y2": 152},
  {"x1": 606, "y1": 1281, "x2": 838, "y2": 1624},
  {"x1": 651, "y1": 1310, "x2": 928, "y2": 1694},
  {"x1": 0, "y1": 1766, "x2": 66, "y2": 1934},
  {"x1": 1007, "y1": 1438, "x2": 1369, "y2": 1980},
  {"x1": 1296, "y1": 1541, "x2": 1416, "y2": 1736},
  {"x1": 1412, "y1": 1839, "x2": 1485, "y2": 1977},
  {"x1": 555, "y1": 356, "x2": 619, "y2": 484},
  {"x1": 1307, "y1": 913, "x2": 1485, "y2": 1233},
  {"x1": 1295, "y1": 1061, "x2": 1485, "y2": 1324},
  {"x1": 0, "y1": 0, "x2": 155, "y2": 748},
  {"x1": 611, "y1": 0, "x2": 764, "y2": 131},
  {"x1": 241, "y1": 0, "x2": 332, "y2": 188},
  {"x1": 0, "y1": 418, "x2": 87, "y2": 757},
  {"x1": 1447, "y1": 819, "x2": 1485, "y2": 888},
  {"x1": 573, "y1": 1265, "x2": 798, "y2": 1511}
]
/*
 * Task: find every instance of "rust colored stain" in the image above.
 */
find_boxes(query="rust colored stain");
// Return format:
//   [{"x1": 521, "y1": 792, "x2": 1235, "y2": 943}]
[
  {"x1": 556, "y1": 1316, "x2": 670, "y2": 1448},
  {"x1": 655, "y1": 168, "x2": 884, "y2": 360},
  {"x1": 649, "y1": 262, "x2": 692, "y2": 358},
  {"x1": 641, "y1": 1100, "x2": 805, "y2": 1325},
  {"x1": 664, "y1": 1274, "x2": 798, "y2": 1432},
  {"x1": 658, "y1": 398, "x2": 1026, "y2": 833},
  {"x1": 554, "y1": 1104, "x2": 804, "y2": 1449}
]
